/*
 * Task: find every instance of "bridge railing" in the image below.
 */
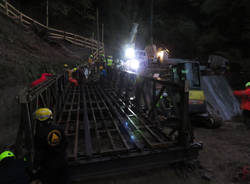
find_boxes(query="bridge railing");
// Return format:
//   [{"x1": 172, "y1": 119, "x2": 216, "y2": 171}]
[
  {"x1": 108, "y1": 68, "x2": 192, "y2": 147},
  {"x1": 0, "y1": 0, "x2": 104, "y2": 59}
]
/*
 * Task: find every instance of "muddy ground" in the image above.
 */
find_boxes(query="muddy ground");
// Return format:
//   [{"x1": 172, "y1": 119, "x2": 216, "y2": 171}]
[{"x1": 77, "y1": 120, "x2": 250, "y2": 184}]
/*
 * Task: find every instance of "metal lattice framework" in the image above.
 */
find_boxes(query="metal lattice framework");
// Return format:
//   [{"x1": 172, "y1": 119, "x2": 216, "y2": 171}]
[
  {"x1": 16, "y1": 75, "x2": 68, "y2": 162},
  {"x1": 16, "y1": 68, "x2": 202, "y2": 180}
]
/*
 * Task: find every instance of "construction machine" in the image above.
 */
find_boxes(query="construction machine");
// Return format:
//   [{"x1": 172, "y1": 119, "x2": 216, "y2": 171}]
[
  {"x1": 170, "y1": 59, "x2": 221, "y2": 128},
  {"x1": 144, "y1": 48, "x2": 222, "y2": 128}
]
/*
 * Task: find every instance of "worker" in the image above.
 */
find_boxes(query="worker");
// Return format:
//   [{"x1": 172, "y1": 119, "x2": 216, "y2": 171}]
[
  {"x1": 88, "y1": 54, "x2": 93, "y2": 64},
  {"x1": 107, "y1": 56, "x2": 113, "y2": 67},
  {"x1": 157, "y1": 92, "x2": 168, "y2": 108},
  {"x1": 33, "y1": 108, "x2": 69, "y2": 184},
  {"x1": 99, "y1": 65, "x2": 107, "y2": 77},
  {"x1": 31, "y1": 73, "x2": 53, "y2": 87},
  {"x1": 0, "y1": 150, "x2": 30, "y2": 184},
  {"x1": 72, "y1": 67, "x2": 78, "y2": 78},
  {"x1": 106, "y1": 56, "x2": 113, "y2": 80},
  {"x1": 100, "y1": 53, "x2": 105, "y2": 63},
  {"x1": 99, "y1": 66, "x2": 107, "y2": 85},
  {"x1": 156, "y1": 92, "x2": 174, "y2": 117},
  {"x1": 63, "y1": 64, "x2": 69, "y2": 84},
  {"x1": 234, "y1": 82, "x2": 250, "y2": 128},
  {"x1": 67, "y1": 68, "x2": 79, "y2": 86}
]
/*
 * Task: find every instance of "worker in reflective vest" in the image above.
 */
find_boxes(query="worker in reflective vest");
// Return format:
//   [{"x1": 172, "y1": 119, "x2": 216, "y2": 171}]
[
  {"x1": 106, "y1": 56, "x2": 113, "y2": 80},
  {"x1": 107, "y1": 56, "x2": 113, "y2": 67},
  {"x1": 156, "y1": 92, "x2": 171, "y2": 115},
  {"x1": 234, "y1": 82, "x2": 250, "y2": 128}
]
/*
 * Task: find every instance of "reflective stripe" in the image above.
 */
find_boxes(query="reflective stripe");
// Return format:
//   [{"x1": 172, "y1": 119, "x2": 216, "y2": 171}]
[{"x1": 107, "y1": 59, "x2": 113, "y2": 66}]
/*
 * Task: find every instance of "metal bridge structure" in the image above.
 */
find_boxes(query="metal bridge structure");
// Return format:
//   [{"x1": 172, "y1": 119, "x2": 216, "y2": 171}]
[
  {"x1": 16, "y1": 66, "x2": 202, "y2": 181},
  {"x1": 0, "y1": 0, "x2": 201, "y2": 180}
]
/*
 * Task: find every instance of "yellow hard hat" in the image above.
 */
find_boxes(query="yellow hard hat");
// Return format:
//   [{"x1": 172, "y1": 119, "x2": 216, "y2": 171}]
[
  {"x1": 246, "y1": 82, "x2": 250, "y2": 88},
  {"x1": 64, "y1": 64, "x2": 68, "y2": 68},
  {"x1": 99, "y1": 66, "x2": 103, "y2": 70},
  {"x1": 34, "y1": 108, "x2": 53, "y2": 121},
  {"x1": 0, "y1": 151, "x2": 15, "y2": 162},
  {"x1": 73, "y1": 68, "x2": 77, "y2": 72}
]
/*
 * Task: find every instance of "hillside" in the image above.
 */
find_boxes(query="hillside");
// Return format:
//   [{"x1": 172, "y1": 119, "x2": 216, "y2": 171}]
[{"x1": 0, "y1": 12, "x2": 88, "y2": 147}]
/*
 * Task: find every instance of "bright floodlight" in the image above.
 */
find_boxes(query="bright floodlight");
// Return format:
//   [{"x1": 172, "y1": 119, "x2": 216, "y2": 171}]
[
  {"x1": 157, "y1": 51, "x2": 164, "y2": 62},
  {"x1": 125, "y1": 48, "x2": 135, "y2": 59},
  {"x1": 130, "y1": 59, "x2": 139, "y2": 70}
]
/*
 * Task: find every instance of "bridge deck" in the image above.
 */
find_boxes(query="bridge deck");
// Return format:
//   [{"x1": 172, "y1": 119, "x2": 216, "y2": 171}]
[
  {"x1": 17, "y1": 71, "x2": 201, "y2": 180},
  {"x1": 57, "y1": 84, "x2": 176, "y2": 162},
  {"x1": 55, "y1": 82, "x2": 200, "y2": 180}
]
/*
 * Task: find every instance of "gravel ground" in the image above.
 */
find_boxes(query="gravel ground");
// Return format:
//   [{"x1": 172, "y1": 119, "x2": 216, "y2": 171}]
[
  {"x1": 75, "y1": 120, "x2": 250, "y2": 184},
  {"x1": 195, "y1": 120, "x2": 250, "y2": 184}
]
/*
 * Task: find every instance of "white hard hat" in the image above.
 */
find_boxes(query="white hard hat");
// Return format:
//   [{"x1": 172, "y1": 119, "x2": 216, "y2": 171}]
[{"x1": 162, "y1": 92, "x2": 168, "y2": 97}]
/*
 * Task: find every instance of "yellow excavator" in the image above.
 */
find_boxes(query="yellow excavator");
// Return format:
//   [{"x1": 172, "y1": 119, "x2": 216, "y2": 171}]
[
  {"x1": 168, "y1": 59, "x2": 221, "y2": 128},
  {"x1": 146, "y1": 47, "x2": 221, "y2": 128}
]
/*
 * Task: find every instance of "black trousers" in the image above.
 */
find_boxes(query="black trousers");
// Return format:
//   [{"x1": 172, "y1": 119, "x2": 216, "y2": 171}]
[{"x1": 39, "y1": 155, "x2": 69, "y2": 184}]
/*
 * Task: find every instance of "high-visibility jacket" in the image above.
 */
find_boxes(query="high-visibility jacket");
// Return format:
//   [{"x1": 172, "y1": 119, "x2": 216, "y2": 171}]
[
  {"x1": 31, "y1": 73, "x2": 53, "y2": 87},
  {"x1": 107, "y1": 58, "x2": 113, "y2": 66},
  {"x1": 234, "y1": 88, "x2": 250, "y2": 110},
  {"x1": 69, "y1": 77, "x2": 79, "y2": 86},
  {"x1": 67, "y1": 69, "x2": 79, "y2": 86}
]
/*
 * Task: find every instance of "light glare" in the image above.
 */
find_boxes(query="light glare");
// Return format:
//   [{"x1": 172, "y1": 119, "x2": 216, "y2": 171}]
[{"x1": 125, "y1": 48, "x2": 135, "y2": 59}]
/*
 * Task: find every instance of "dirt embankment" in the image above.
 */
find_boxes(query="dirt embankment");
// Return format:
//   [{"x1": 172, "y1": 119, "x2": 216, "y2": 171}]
[{"x1": 0, "y1": 13, "x2": 88, "y2": 147}]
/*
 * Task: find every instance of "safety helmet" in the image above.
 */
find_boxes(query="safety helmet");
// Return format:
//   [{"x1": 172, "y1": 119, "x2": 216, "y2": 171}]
[
  {"x1": 108, "y1": 56, "x2": 113, "y2": 59},
  {"x1": 246, "y1": 82, "x2": 250, "y2": 88},
  {"x1": 90, "y1": 55, "x2": 93, "y2": 58},
  {"x1": 0, "y1": 151, "x2": 15, "y2": 162},
  {"x1": 99, "y1": 66, "x2": 103, "y2": 70},
  {"x1": 34, "y1": 108, "x2": 53, "y2": 122},
  {"x1": 73, "y1": 68, "x2": 77, "y2": 72},
  {"x1": 162, "y1": 92, "x2": 168, "y2": 97},
  {"x1": 64, "y1": 64, "x2": 68, "y2": 68}
]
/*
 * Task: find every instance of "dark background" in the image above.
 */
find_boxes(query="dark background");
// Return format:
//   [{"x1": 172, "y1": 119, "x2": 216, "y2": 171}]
[{"x1": 11, "y1": 0, "x2": 250, "y2": 62}]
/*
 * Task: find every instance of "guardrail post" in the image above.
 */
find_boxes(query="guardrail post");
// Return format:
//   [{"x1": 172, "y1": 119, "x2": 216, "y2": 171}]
[
  {"x1": 179, "y1": 80, "x2": 190, "y2": 147},
  {"x1": 1, "y1": 0, "x2": 105, "y2": 53},
  {"x1": 19, "y1": 13, "x2": 22, "y2": 23},
  {"x1": 4, "y1": 0, "x2": 8, "y2": 15}
]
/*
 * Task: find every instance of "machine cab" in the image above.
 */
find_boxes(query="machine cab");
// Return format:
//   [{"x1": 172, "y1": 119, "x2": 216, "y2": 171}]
[{"x1": 172, "y1": 61, "x2": 201, "y2": 89}]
